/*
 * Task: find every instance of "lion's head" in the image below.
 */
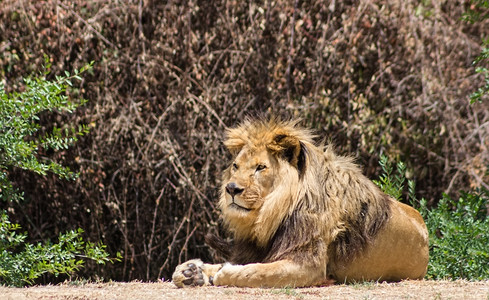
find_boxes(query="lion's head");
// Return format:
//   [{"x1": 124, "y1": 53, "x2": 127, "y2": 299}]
[{"x1": 219, "y1": 119, "x2": 315, "y2": 247}]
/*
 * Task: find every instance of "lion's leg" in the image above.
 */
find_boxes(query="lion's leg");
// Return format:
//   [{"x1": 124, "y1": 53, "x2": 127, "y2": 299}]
[
  {"x1": 213, "y1": 259, "x2": 326, "y2": 288},
  {"x1": 172, "y1": 259, "x2": 223, "y2": 288}
]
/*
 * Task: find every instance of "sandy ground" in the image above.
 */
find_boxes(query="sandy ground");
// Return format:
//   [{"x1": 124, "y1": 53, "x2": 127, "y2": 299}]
[{"x1": 1, "y1": 280, "x2": 489, "y2": 300}]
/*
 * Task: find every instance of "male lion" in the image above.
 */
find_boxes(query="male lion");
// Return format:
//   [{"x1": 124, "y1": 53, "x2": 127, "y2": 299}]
[{"x1": 172, "y1": 119, "x2": 429, "y2": 288}]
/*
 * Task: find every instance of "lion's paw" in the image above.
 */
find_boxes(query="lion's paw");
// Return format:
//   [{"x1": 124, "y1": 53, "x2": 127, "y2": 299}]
[{"x1": 172, "y1": 259, "x2": 207, "y2": 288}]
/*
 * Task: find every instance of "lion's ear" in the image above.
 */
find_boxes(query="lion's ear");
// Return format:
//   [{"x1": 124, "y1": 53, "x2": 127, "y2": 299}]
[{"x1": 268, "y1": 134, "x2": 305, "y2": 172}]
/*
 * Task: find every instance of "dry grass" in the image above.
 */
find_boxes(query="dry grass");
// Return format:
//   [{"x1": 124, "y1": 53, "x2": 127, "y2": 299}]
[{"x1": 1, "y1": 280, "x2": 489, "y2": 300}]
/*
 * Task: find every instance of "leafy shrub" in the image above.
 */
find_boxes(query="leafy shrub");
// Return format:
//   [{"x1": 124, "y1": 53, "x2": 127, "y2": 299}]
[
  {"x1": 375, "y1": 155, "x2": 489, "y2": 280},
  {"x1": 0, "y1": 212, "x2": 113, "y2": 286},
  {"x1": 0, "y1": 59, "x2": 117, "y2": 286},
  {"x1": 423, "y1": 190, "x2": 489, "y2": 280},
  {"x1": 373, "y1": 155, "x2": 410, "y2": 202},
  {"x1": 0, "y1": 57, "x2": 91, "y2": 201}
]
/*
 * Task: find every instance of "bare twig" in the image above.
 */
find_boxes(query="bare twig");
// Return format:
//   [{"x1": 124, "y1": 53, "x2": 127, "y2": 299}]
[
  {"x1": 57, "y1": 2, "x2": 117, "y2": 49},
  {"x1": 146, "y1": 187, "x2": 164, "y2": 280},
  {"x1": 157, "y1": 215, "x2": 188, "y2": 279}
]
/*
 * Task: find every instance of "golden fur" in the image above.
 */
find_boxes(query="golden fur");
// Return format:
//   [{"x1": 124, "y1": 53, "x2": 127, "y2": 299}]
[{"x1": 172, "y1": 119, "x2": 429, "y2": 288}]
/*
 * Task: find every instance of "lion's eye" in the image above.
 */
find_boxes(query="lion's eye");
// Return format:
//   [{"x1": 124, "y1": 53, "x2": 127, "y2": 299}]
[
  {"x1": 232, "y1": 163, "x2": 239, "y2": 170},
  {"x1": 256, "y1": 164, "x2": 267, "y2": 171}
]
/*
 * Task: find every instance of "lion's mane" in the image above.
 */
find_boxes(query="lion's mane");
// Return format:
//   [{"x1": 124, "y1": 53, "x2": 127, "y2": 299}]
[{"x1": 207, "y1": 119, "x2": 391, "y2": 271}]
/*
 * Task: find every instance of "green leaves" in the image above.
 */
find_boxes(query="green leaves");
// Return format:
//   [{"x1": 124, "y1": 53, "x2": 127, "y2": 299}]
[
  {"x1": 373, "y1": 154, "x2": 410, "y2": 202},
  {"x1": 0, "y1": 61, "x2": 119, "y2": 286},
  {"x1": 422, "y1": 190, "x2": 489, "y2": 280},
  {"x1": 469, "y1": 52, "x2": 489, "y2": 104},
  {"x1": 0, "y1": 61, "x2": 93, "y2": 201},
  {"x1": 462, "y1": 0, "x2": 489, "y2": 24},
  {"x1": 40, "y1": 124, "x2": 91, "y2": 151},
  {"x1": 0, "y1": 213, "x2": 119, "y2": 286}
]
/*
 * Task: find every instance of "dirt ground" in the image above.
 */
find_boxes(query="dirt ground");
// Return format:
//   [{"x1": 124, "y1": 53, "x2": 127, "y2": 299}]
[{"x1": 1, "y1": 280, "x2": 488, "y2": 300}]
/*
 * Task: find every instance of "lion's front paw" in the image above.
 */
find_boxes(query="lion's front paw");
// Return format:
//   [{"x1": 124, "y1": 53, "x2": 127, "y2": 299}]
[{"x1": 172, "y1": 259, "x2": 207, "y2": 288}]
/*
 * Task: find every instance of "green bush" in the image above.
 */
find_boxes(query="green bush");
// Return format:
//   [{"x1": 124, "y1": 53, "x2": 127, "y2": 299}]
[
  {"x1": 375, "y1": 155, "x2": 489, "y2": 280},
  {"x1": 423, "y1": 190, "x2": 489, "y2": 279},
  {"x1": 0, "y1": 212, "x2": 113, "y2": 286},
  {"x1": 0, "y1": 57, "x2": 91, "y2": 201},
  {"x1": 373, "y1": 155, "x2": 411, "y2": 202},
  {"x1": 0, "y1": 59, "x2": 118, "y2": 286}
]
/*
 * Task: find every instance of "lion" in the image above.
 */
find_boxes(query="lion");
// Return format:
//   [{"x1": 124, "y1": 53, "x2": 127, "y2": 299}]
[{"x1": 172, "y1": 118, "x2": 429, "y2": 288}]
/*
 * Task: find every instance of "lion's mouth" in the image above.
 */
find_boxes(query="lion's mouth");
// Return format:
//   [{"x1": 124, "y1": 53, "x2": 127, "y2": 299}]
[{"x1": 230, "y1": 202, "x2": 251, "y2": 212}]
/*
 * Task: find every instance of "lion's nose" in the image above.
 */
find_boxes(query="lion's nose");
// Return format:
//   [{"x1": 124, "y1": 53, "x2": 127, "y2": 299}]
[{"x1": 226, "y1": 182, "x2": 244, "y2": 197}]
